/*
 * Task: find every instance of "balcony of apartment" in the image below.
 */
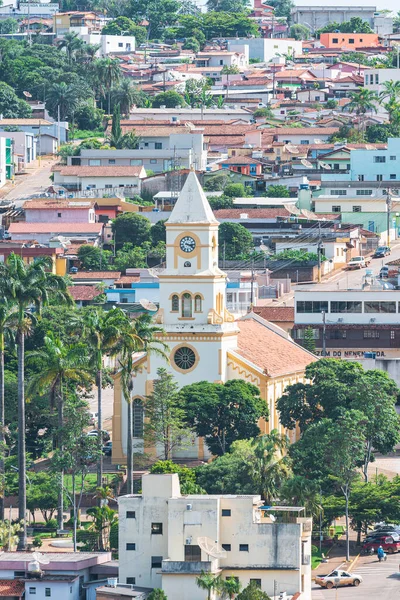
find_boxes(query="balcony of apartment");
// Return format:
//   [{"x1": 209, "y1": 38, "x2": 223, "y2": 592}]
[{"x1": 161, "y1": 559, "x2": 220, "y2": 574}]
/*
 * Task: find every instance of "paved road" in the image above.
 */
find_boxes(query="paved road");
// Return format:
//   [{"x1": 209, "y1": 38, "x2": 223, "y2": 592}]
[
  {"x1": 312, "y1": 554, "x2": 400, "y2": 599},
  {"x1": 2, "y1": 158, "x2": 55, "y2": 205}
]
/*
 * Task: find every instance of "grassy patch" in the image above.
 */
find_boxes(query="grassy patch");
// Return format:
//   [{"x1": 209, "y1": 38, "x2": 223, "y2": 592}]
[
  {"x1": 63, "y1": 473, "x2": 119, "y2": 494},
  {"x1": 311, "y1": 545, "x2": 323, "y2": 570},
  {"x1": 335, "y1": 525, "x2": 345, "y2": 535},
  {"x1": 71, "y1": 129, "x2": 104, "y2": 140}
]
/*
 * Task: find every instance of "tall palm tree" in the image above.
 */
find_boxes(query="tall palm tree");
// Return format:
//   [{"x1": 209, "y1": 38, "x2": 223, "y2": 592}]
[
  {"x1": 57, "y1": 32, "x2": 84, "y2": 64},
  {"x1": 220, "y1": 577, "x2": 242, "y2": 599},
  {"x1": 0, "y1": 298, "x2": 15, "y2": 520},
  {"x1": 196, "y1": 572, "x2": 221, "y2": 600},
  {"x1": 345, "y1": 88, "x2": 378, "y2": 134},
  {"x1": 119, "y1": 313, "x2": 168, "y2": 494},
  {"x1": 1, "y1": 253, "x2": 72, "y2": 550},
  {"x1": 96, "y1": 57, "x2": 122, "y2": 115},
  {"x1": 379, "y1": 80, "x2": 400, "y2": 123},
  {"x1": 75, "y1": 43, "x2": 101, "y2": 66},
  {"x1": 26, "y1": 334, "x2": 91, "y2": 530},
  {"x1": 113, "y1": 79, "x2": 138, "y2": 116},
  {"x1": 46, "y1": 82, "x2": 82, "y2": 121},
  {"x1": 249, "y1": 430, "x2": 291, "y2": 504}
]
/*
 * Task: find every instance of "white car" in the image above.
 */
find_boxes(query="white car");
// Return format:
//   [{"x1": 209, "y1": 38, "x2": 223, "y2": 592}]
[
  {"x1": 348, "y1": 256, "x2": 369, "y2": 270},
  {"x1": 315, "y1": 569, "x2": 363, "y2": 589}
]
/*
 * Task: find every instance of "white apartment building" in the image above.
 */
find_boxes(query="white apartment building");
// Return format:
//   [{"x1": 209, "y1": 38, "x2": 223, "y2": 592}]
[
  {"x1": 118, "y1": 474, "x2": 312, "y2": 600},
  {"x1": 227, "y1": 38, "x2": 302, "y2": 62},
  {"x1": 69, "y1": 28, "x2": 136, "y2": 55},
  {"x1": 195, "y1": 49, "x2": 249, "y2": 69}
]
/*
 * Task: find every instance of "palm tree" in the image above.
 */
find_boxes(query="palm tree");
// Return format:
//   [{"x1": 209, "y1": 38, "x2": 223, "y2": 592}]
[
  {"x1": 345, "y1": 88, "x2": 378, "y2": 134},
  {"x1": 379, "y1": 80, "x2": 400, "y2": 123},
  {"x1": 250, "y1": 430, "x2": 291, "y2": 504},
  {"x1": 107, "y1": 104, "x2": 141, "y2": 149},
  {"x1": 82, "y1": 307, "x2": 134, "y2": 489},
  {"x1": 196, "y1": 571, "x2": 221, "y2": 600},
  {"x1": 86, "y1": 505, "x2": 118, "y2": 551},
  {"x1": 113, "y1": 79, "x2": 139, "y2": 116},
  {"x1": 119, "y1": 313, "x2": 168, "y2": 494},
  {"x1": 26, "y1": 334, "x2": 91, "y2": 531},
  {"x1": 1, "y1": 254, "x2": 72, "y2": 549},
  {"x1": 280, "y1": 475, "x2": 322, "y2": 518},
  {"x1": 75, "y1": 43, "x2": 101, "y2": 66},
  {"x1": 46, "y1": 82, "x2": 82, "y2": 121},
  {"x1": 0, "y1": 298, "x2": 15, "y2": 520},
  {"x1": 220, "y1": 576, "x2": 242, "y2": 599},
  {"x1": 57, "y1": 32, "x2": 84, "y2": 64},
  {"x1": 221, "y1": 64, "x2": 240, "y2": 99},
  {"x1": 96, "y1": 57, "x2": 122, "y2": 114}
]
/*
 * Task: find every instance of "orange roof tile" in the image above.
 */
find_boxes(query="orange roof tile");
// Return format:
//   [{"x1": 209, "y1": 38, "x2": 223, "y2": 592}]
[
  {"x1": 0, "y1": 580, "x2": 24, "y2": 597},
  {"x1": 71, "y1": 271, "x2": 121, "y2": 279},
  {"x1": 9, "y1": 223, "x2": 103, "y2": 234},
  {"x1": 68, "y1": 285, "x2": 103, "y2": 301},
  {"x1": 253, "y1": 306, "x2": 294, "y2": 322},
  {"x1": 58, "y1": 166, "x2": 145, "y2": 177},
  {"x1": 235, "y1": 315, "x2": 316, "y2": 377},
  {"x1": 214, "y1": 208, "x2": 291, "y2": 219},
  {"x1": 23, "y1": 199, "x2": 95, "y2": 210}
]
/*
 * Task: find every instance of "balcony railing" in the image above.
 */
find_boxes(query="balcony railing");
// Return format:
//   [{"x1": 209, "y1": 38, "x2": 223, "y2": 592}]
[{"x1": 161, "y1": 559, "x2": 219, "y2": 574}]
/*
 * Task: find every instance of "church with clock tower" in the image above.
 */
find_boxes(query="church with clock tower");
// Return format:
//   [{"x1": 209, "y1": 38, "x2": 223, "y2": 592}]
[{"x1": 112, "y1": 172, "x2": 316, "y2": 462}]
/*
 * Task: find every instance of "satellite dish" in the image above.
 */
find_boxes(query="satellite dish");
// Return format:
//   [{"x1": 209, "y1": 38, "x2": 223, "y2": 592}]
[
  {"x1": 23, "y1": 91, "x2": 32, "y2": 98},
  {"x1": 320, "y1": 162, "x2": 332, "y2": 170},
  {"x1": 197, "y1": 537, "x2": 227, "y2": 559},
  {"x1": 139, "y1": 298, "x2": 158, "y2": 312},
  {"x1": 285, "y1": 143, "x2": 299, "y2": 154},
  {"x1": 269, "y1": 514, "x2": 276, "y2": 522},
  {"x1": 301, "y1": 159, "x2": 313, "y2": 169},
  {"x1": 32, "y1": 552, "x2": 50, "y2": 565}
]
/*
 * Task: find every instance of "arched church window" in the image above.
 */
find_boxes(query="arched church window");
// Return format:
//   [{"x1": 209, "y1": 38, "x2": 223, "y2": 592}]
[
  {"x1": 171, "y1": 294, "x2": 179, "y2": 312},
  {"x1": 194, "y1": 295, "x2": 202, "y2": 312},
  {"x1": 133, "y1": 399, "x2": 144, "y2": 438},
  {"x1": 182, "y1": 293, "x2": 192, "y2": 318},
  {"x1": 174, "y1": 346, "x2": 196, "y2": 370}
]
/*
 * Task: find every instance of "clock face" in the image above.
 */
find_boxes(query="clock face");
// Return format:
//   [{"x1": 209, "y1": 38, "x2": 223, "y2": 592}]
[{"x1": 180, "y1": 236, "x2": 196, "y2": 253}]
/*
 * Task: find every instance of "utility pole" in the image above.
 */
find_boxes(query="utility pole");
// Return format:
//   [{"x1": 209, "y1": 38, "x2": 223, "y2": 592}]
[
  {"x1": 322, "y1": 310, "x2": 326, "y2": 357},
  {"x1": 57, "y1": 105, "x2": 61, "y2": 150},
  {"x1": 317, "y1": 221, "x2": 322, "y2": 283},
  {"x1": 27, "y1": 0, "x2": 32, "y2": 45},
  {"x1": 387, "y1": 189, "x2": 392, "y2": 248},
  {"x1": 250, "y1": 256, "x2": 255, "y2": 309}
]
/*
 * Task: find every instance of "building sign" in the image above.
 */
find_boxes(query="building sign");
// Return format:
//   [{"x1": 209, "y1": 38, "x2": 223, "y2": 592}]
[
  {"x1": 314, "y1": 349, "x2": 387, "y2": 358},
  {"x1": 20, "y1": 3, "x2": 59, "y2": 7}
]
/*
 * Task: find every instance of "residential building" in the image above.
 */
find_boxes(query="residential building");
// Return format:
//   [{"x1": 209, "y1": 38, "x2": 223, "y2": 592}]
[
  {"x1": 0, "y1": 2, "x2": 59, "y2": 17},
  {"x1": 0, "y1": 241, "x2": 67, "y2": 275},
  {"x1": 127, "y1": 108, "x2": 254, "y2": 123},
  {"x1": 8, "y1": 223, "x2": 104, "y2": 245},
  {"x1": 218, "y1": 155, "x2": 263, "y2": 176},
  {"x1": 293, "y1": 286, "x2": 400, "y2": 359},
  {"x1": 105, "y1": 270, "x2": 159, "y2": 305},
  {"x1": 195, "y1": 49, "x2": 248, "y2": 68},
  {"x1": 118, "y1": 474, "x2": 312, "y2": 600},
  {"x1": 227, "y1": 38, "x2": 302, "y2": 62},
  {"x1": 272, "y1": 127, "x2": 339, "y2": 145},
  {"x1": 68, "y1": 285, "x2": 104, "y2": 306},
  {"x1": 0, "y1": 138, "x2": 6, "y2": 189},
  {"x1": 53, "y1": 11, "x2": 106, "y2": 36},
  {"x1": 73, "y1": 31, "x2": 135, "y2": 55},
  {"x1": 291, "y1": 5, "x2": 376, "y2": 31},
  {"x1": 52, "y1": 166, "x2": 147, "y2": 194},
  {"x1": 319, "y1": 33, "x2": 380, "y2": 50},
  {"x1": 112, "y1": 172, "x2": 316, "y2": 464},
  {"x1": 23, "y1": 199, "x2": 96, "y2": 224},
  {"x1": 0, "y1": 119, "x2": 69, "y2": 145},
  {"x1": 0, "y1": 131, "x2": 36, "y2": 166}
]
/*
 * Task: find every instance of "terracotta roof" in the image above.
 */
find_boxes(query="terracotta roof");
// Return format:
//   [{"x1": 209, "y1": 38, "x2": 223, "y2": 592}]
[
  {"x1": 68, "y1": 285, "x2": 102, "y2": 301},
  {"x1": 235, "y1": 315, "x2": 316, "y2": 377},
  {"x1": 208, "y1": 136, "x2": 246, "y2": 146},
  {"x1": 115, "y1": 275, "x2": 140, "y2": 283},
  {"x1": 23, "y1": 199, "x2": 95, "y2": 210},
  {"x1": 0, "y1": 119, "x2": 52, "y2": 125},
  {"x1": 8, "y1": 223, "x2": 103, "y2": 233},
  {"x1": 58, "y1": 166, "x2": 145, "y2": 177},
  {"x1": 274, "y1": 69, "x2": 317, "y2": 79},
  {"x1": 230, "y1": 78, "x2": 270, "y2": 87},
  {"x1": 0, "y1": 580, "x2": 24, "y2": 597},
  {"x1": 273, "y1": 127, "x2": 339, "y2": 135},
  {"x1": 64, "y1": 242, "x2": 93, "y2": 255},
  {"x1": 71, "y1": 271, "x2": 121, "y2": 279},
  {"x1": 253, "y1": 306, "x2": 295, "y2": 322},
  {"x1": 220, "y1": 155, "x2": 263, "y2": 165},
  {"x1": 214, "y1": 208, "x2": 292, "y2": 219}
]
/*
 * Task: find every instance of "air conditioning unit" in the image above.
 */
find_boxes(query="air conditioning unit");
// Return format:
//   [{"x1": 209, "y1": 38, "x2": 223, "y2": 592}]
[{"x1": 186, "y1": 504, "x2": 193, "y2": 511}]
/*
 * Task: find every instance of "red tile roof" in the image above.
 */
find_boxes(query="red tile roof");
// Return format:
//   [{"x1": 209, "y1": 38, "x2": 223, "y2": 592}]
[
  {"x1": 214, "y1": 208, "x2": 292, "y2": 219},
  {"x1": 220, "y1": 155, "x2": 263, "y2": 165},
  {"x1": 253, "y1": 306, "x2": 295, "y2": 322},
  {"x1": 115, "y1": 275, "x2": 140, "y2": 283},
  {"x1": 58, "y1": 166, "x2": 145, "y2": 177},
  {"x1": 0, "y1": 580, "x2": 25, "y2": 597},
  {"x1": 23, "y1": 199, "x2": 95, "y2": 210},
  {"x1": 68, "y1": 285, "x2": 103, "y2": 301},
  {"x1": 9, "y1": 223, "x2": 103, "y2": 234},
  {"x1": 235, "y1": 315, "x2": 316, "y2": 377},
  {"x1": 71, "y1": 271, "x2": 121, "y2": 279}
]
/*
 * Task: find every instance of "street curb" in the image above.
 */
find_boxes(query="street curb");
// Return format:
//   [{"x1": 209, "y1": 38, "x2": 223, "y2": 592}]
[{"x1": 348, "y1": 553, "x2": 361, "y2": 572}]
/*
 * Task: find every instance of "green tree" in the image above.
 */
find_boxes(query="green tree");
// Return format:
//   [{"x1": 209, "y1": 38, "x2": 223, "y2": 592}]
[
  {"x1": 78, "y1": 245, "x2": 111, "y2": 271},
  {"x1": 96, "y1": 57, "x2": 122, "y2": 114},
  {"x1": 280, "y1": 475, "x2": 322, "y2": 518},
  {"x1": 86, "y1": 505, "x2": 118, "y2": 551},
  {"x1": 224, "y1": 183, "x2": 251, "y2": 198},
  {"x1": 46, "y1": 82, "x2": 83, "y2": 121},
  {"x1": 102, "y1": 17, "x2": 147, "y2": 44},
  {"x1": 208, "y1": 195, "x2": 233, "y2": 210},
  {"x1": 203, "y1": 172, "x2": 229, "y2": 191},
  {"x1": 253, "y1": 107, "x2": 274, "y2": 118},
  {"x1": 196, "y1": 572, "x2": 221, "y2": 600},
  {"x1": 26, "y1": 472, "x2": 60, "y2": 523},
  {"x1": 220, "y1": 577, "x2": 242, "y2": 599},
  {"x1": 0, "y1": 253, "x2": 72, "y2": 549},
  {"x1": 206, "y1": 0, "x2": 249, "y2": 9},
  {"x1": 0, "y1": 18, "x2": 18, "y2": 34},
  {"x1": 57, "y1": 32, "x2": 84, "y2": 64},
  {"x1": 290, "y1": 23, "x2": 310, "y2": 40},
  {"x1": 152, "y1": 90, "x2": 185, "y2": 108},
  {"x1": 113, "y1": 79, "x2": 141, "y2": 116},
  {"x1": 219, "y1": 222, "x2": 254, "y2": 260},
  {"x1": 177, "y1": 12, "x2": 259, "y2": 39},
  {"x1": 112, "y1": 212, "x2": 152, "y2": 248},
  {"x1": 74, "y1": 103, "x2": 104, "y2": 131},
  {"x1": 114, "y1": 244, "x2": 147, "y2": 271},
  {"x1": 147, "y1": 591, "x2": 168, "y2": 600},
  {"x1": 151, "y1": 220, "x2": 167, "y2": 245},
  {"x1": 345, "y1": 88, "x2": 378, "y2": 134},
  {"x1": 264, "y1": 184, "x2": 289, "y2": 198},
  {"x1": 250, "y1": 431, "x2": 291, "y2": 503},
  {"x1": 145, "y1": 368, "x2": 193, "y2": 460},
  {"x1": 0, "y1": 82, "x2": 32, "y2": 118},
  {"x1": 302, "y1": 327, "x2": 316, "y2": 353},
  {"x1": 26, "y1": 333, "x2": 91, "y2": 530},
  {"x1": 182, "y1": 37, "x2": 200, "y2": 52},
  {"x1": 378, "y1": 80, "x2": 400, "y2": 123},
  {"x1": 267, "y1": 0, "x2": 293, "y2": 20},
  {"x1": 150, "y1": 460, "x2": 205, "y2": 494},
  {"x1": 181, "y1": 379, "x2": 267, "y2": 455},
  {"x1": 237, "y1": 582, "x2": 271, "y2": 600}
]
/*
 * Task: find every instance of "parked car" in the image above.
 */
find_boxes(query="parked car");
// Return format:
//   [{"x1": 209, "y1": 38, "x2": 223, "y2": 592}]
[
  {"x1": 348, "y1": 256, "x2": 370, "y2": 269},
  {"x1": 315, "y1": 570, "x2": 363, "y2": 589},
  {"x1": 87, "y1": 429, "x2": 110, "y2": 442},
  {"x1": 103, "y1": 441, "x2": 112, "y2": 456},
  {"x1": 362, "y1": 535, "x2": 400, "y2": 554},
  {"x1": 365, "y1": 529, "x2": 400, "y2": 541},
  {"x1": 379, "y1": 266, "x2": 396, "y2": 279},
  {"x1": 373, "y1": 246, "x2": 391, "y2": 258}
]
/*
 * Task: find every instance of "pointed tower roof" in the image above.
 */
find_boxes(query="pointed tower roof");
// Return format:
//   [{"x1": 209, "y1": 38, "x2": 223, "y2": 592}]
[{"x1": 167, "y1": 171, "x2": 218, "y2": 224}]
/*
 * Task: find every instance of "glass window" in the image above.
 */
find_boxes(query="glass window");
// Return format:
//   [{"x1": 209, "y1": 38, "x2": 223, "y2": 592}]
[
  {"x1": 171, "y1": 294, "x2": 179, "y2": 312},
  {"x1": 222, "y1": 544, "x2": 231, "y2": 551},
  {"x1": 222, "y1": 509, "x2": 231, "y2": 517},
  {"x1": 296, "y1": 301, "x2": 328, "y2": 313},
  {"x1": 390, "y1": 174, "x2": 396, "y2": 179},
  {"x1": 373, "y1": 156, "x2": 386, "y2": 163},
  {"x1": 174, "y1": 347, "x2": 196, "y2": 370},
  {"x1": 332, "y1": 206, "x2": 341, "y2": 213},
  {"x1": 126, "y1": 578, "x2": 135, "y2": 585},
  {"x1": 390, "y1": 156, "x2": 396, "y2": 160},
  {"x1": 182, "y1": 293, "x2": 192, "y2": 317},
  {"x1": 391, "y1": 330, "x2": 395, "y2": 339},
  {"x1": 377, "y1": 175, "x2": 383, "y2": 181},
  {"x1": 130, "y1": 159, "x2": 143, "y2": 165},
  {"x1": 151, "y1": 556, "x2": 163, "y2": 569},
  {"x1": 29, "y1": 589, "x2": 36, "y2": 595},
  {"x1": 239, "y1": 544, "x2": 249, "y2": 551},
  {"x1": 329, "y1": 330, "x2": 347, "y2": 339},
  {"x1": 364, "y1": 330, "x2": 380, "y2": 338},
  {"x1": 356, "y1": 190, "x2": 372, "y2": 195},
  {"x1": 150, "y1": 159, "x2": 157, "y2": 164},
  {"x1": 126, "y1": 511, "x2": 136, "y2": 518},
  {"x1": 108, "y1": 159, "x2": 115, "y2": 165},
  {"x1": 365, "y1": 302, "x2": 396, "y2": 313},
  {"x1": 331, "y1": 301, "x2": 362, "y2": 313},
  {"x1": 352, "y1": 206, "x2": 361, "y2": 212},
  {"x1": 250, "y1": 580, "x2": 261, "y2": 588},
  {"x1": 89, "y1": 159, "x2": 101, "y2": 166},
  {"x1": 185, "y1": 545, "x2": 201, "y2": 562},
  {"x1": 45, "y1": 590, "x2": 51, "y2": 597},
  {"x1": 155, "y1": 142, "x2": 162, "y2": 150},
  {"x1": 126, "y1": 543, "x2": 136, "y2": 550},
  {"x1": 330, "y1": 190, "x2": 346, "y2": 195},
  {"x1": 151, "y1": 523, "x2": 163, "y2": 535},
  {"x1": 133, "y1": 399, "x2": 144, "y2": 438},
  {"x1": 194, "y1": 295, "x2": 202, "y2": 312}
]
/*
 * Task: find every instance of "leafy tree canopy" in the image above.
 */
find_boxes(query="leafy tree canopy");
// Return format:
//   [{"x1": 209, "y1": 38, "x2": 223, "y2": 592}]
[
  {"x1": 264, "y1": 184, "x2": 289, "y2": 198},
  {"x1": 152, "y1": 90, "x2": 185, "y2": 108},
  {"x1": 219, "y1": 221, "x2": 254, "y2": 260},
  {"x1": 150, "y1": 460, "x2": 206, "y2": 494},
  {"x1": 111, "y1": 212, "x2": 151, "y2": 248}
]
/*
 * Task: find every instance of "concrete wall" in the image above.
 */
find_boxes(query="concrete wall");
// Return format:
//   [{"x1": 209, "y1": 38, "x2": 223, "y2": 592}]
[
  {"x1": 227, "y1": 38, "x2": 302, "y2": 62},
  {"x1": 0, "y1": 131, "x2": 36, "y2": 164},
  {"x1": 25, "y1": 207, "x2": 95, "y2": 223},
  {"x1": 291, "y1": 5, "x2": 375, "y2": 30}
]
